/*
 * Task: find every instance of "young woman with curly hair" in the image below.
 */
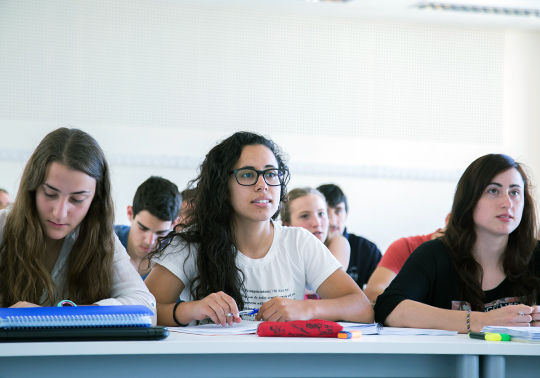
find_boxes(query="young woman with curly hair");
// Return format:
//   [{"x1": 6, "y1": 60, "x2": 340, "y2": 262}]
[{"x1": 145, "y1": 132, "x2": 373, "y2": 326}]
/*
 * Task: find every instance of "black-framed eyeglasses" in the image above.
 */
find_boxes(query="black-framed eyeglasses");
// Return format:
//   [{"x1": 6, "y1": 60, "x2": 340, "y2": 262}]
[{"x1": 230, "y1": 168, "x2": 284, "y2": 186}]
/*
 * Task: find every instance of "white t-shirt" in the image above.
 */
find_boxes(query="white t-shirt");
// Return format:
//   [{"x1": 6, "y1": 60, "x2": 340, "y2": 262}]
[
  {"x1": 0, "y1": 208, "x2": 156, "y2": 315},
  {"x1": 153, "y1": 221, "x2": 342, "y2": 312}
]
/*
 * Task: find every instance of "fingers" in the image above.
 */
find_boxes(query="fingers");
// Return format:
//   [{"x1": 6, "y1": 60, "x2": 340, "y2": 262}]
[
  {"x1": 515, "y1": 304, "x2": 533, "y2": 325},
  {"x1": 257, "y1": 297, "x2": 296, "y2": 322},
  {"x1": 494, "y1": 304, "x2": 540, "y2": 326},
  {"x1": 255, "y1": 298, "x2": 273, "y2": 321},
  {"x1": 515, "y1": 304, "x2": 533, "y2": 315},
  {"x1": 256, "y1": 297, "x2": 284, "y2": 322},
  {"x1": 529, "y1": 306, "x2": 540, "y2": 323},
  {"x1": 262, "y1": 301, "x2": 284, "y2": 322},
  {"x1": 503, "y1": 305, "x2": 533, "y2": 326},
  {"x1": 198, "y1": 291, "x2": 239, "y2": 326}
]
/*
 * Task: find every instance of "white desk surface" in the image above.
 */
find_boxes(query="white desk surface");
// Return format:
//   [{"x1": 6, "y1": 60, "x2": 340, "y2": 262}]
[{"x1": 1, "y1": 332, "x2": 540, "y2": 357}]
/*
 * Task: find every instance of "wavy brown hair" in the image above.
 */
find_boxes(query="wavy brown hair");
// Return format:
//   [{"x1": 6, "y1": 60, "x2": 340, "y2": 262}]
[
  {"x1": 0, "y1": 128, "x2": 115, "y2": 307},
  {"x1": 442, "y1": 154, "x2": 539, "y2": 311},
  {"x1": 149, "y1": 132, "x2": 290, "y2": 310}
]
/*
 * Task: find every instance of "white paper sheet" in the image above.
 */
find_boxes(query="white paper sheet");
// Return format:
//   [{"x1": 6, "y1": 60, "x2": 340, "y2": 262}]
[{"x1": 169, "y1": 320, "x2": 261, "y2": 336}]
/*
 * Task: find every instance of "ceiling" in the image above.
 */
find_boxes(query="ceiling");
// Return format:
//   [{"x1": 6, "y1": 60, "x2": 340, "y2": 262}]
[{"x1": 152, "y1": 0, "x2": 540, "y2": 30}]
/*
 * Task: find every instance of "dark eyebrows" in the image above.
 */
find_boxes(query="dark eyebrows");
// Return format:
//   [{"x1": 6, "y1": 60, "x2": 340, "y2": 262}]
[
  {"x1": 237, "y1": 165, "x2": 278, "y2": 170},
  {"x1": 137, "y1": 221, "x2": 149, "y2": 231},
  {"x1": 137, "y1": 221, "x2": 169, "y2": 234},
  {"x1": 44, "y1": 183, "x2": 91, "y2": 195},
  {"x1": 487, "y1": 182, "x2": 522, "y2": 189}
]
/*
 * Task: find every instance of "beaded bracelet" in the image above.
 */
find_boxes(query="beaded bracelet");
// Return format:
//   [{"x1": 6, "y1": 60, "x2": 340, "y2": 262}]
[
  {"x1": 466, "y1": 310, "x2": 471, "y2": 333},
  {"x1": 172, "y1": 300, "x2": 189, "y2": 327}
]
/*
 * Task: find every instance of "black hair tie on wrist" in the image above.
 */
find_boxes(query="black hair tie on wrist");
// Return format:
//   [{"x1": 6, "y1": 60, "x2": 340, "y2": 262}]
[{"x1": 173, "y1": 300, "x2": 189, "y2": 327}]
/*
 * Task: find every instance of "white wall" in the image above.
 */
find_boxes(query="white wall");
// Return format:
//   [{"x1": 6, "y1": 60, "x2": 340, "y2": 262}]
[
  {"x1": 1, "y1": 0, "x2": 538, "y2": 251},
  {"x1": 503, "y1": 30, "x2": 540, "y2": 217}
]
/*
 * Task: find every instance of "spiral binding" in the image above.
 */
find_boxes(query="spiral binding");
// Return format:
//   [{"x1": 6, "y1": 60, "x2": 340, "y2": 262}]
[{"x1": 4, "y1": 314, "x2": 152, "y2": 329}]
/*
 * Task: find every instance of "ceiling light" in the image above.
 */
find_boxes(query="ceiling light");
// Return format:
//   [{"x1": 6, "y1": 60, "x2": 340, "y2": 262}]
[{"x1": 414, "y1": 2, "x2": 540, "y2": 17}]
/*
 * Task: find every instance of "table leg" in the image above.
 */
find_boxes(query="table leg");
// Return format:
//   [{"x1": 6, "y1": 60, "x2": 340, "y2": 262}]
[
  {"x1": 456, "y1": 354, "x2": 479, "y2": 378},
  {"x1": 481, "y1": 355, "x2": 505, "y2": 378}
]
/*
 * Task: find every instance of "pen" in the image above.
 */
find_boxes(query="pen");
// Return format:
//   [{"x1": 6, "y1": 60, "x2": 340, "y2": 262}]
[
  {"x1": 338, "y1": 331, "x2": 362, "y2": 339},
  {"x1": 226, "y1": 309, "x2": 259, "y2": 317},
  {"x1": 469, "y1": 332, "x2": 511, "y2": 341}
]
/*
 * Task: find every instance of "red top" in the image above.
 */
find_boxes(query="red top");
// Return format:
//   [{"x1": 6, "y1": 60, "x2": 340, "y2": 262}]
[{"x1": 378, "y1": 232, "x2": 436, "y2": 274}]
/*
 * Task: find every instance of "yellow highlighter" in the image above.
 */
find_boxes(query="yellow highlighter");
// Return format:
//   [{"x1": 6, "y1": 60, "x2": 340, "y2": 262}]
[{"x1": 469, "y1": 332, "x2": 511, "y2": 341}]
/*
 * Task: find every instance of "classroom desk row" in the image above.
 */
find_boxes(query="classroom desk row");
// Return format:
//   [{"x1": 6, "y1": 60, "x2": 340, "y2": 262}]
[{"x1": 1, "y1": 331, "x2": 539, "y2": 378}]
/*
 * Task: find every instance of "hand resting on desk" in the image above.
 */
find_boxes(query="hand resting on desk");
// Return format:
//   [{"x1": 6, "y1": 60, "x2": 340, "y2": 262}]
[
  {"x1": 474, "y1": 304, "x2": 534, "y2": 331},
  {"x1": 256, "y1": 297, "x2": 310, "y2": 322},
  {"x1": 147, "y1": 264, "x2": 244, "y2": 327},
  {"x1": 189, "y1": 291, "x2": 242, "y2": 326},
  {"x1": 530, "y1": 305, "x2": 540, "y2": 326},
  {"x1": 385, "y1": 301, "x2": 536, "y2": 333}
]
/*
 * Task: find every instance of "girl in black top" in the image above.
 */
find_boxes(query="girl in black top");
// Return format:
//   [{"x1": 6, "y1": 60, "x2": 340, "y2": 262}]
[{"x1": 375, "y1": 154, "x2": 540, "y2": 333}]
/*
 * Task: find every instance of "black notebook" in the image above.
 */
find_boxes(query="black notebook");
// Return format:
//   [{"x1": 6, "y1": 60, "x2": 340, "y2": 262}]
[{"x1": 0, "y1": 326, "x2": 169, "y2": 342}]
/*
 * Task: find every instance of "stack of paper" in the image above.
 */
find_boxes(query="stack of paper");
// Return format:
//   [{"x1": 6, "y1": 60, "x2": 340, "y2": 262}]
[
  {"x1": 481, "y1": 326, "x2": 540, "y2": 343},
  {"x1": 337, "y1": 322, "x2": 381, "y2": 335},
  {"x1": 378, "y1": 327, "x2": 457, "y2": 336},
  {"x1": 337, "y1": 322, "x2": 457, "y2": 336},
  {"x1": 170, "y1": 320, "x2": 261, "y2": 336}
]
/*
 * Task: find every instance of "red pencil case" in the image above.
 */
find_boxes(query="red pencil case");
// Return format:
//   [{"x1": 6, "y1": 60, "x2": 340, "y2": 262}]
[{"x1": 257, "y1": 319, "x2": 343, "y2": 337}]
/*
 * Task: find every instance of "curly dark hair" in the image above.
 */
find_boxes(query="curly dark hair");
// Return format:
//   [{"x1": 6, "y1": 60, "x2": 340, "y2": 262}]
[
  {"x1": 441, "y1": 154, "x2": 539, "y2": 311},
  {"x1": 148, "y1": 131, "x2": 290, "y2": 310}
]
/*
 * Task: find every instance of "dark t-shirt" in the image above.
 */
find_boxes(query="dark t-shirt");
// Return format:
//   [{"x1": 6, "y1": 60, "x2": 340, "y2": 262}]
[
  {"x1": 374, "y1": 239, "x2": 540, "y2": 324},
  {"x1": 344, "y1": 229, "x2": 382, "y2": 287}
]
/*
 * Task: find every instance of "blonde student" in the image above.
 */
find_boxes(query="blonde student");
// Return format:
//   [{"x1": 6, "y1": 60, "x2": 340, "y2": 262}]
[
  {"x1": 280, "y1": 187, "x2": 351, "y2": 270},
  {"x1": 145, "y1": 132, "x2": 373, "y2": 326},
  {"x1": 0, "y1": 128, "x2": 155, "y2": 314},
  {"x1": 375, "y1": 154, "x2": 540, "y2": 332}
]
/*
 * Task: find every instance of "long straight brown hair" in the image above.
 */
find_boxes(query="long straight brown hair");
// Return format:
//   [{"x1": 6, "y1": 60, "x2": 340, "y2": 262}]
[
  {"x1": 442, "y1": 154, "x2": 539, "y2": 310},
  {"x1": 0, "y1": 128, "x2": 115, "y2": 306}
]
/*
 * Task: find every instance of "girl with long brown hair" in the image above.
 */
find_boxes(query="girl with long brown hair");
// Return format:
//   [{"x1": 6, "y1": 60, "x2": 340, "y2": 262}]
[
  {"x1": 145, "y1": 132, "x2": 372, "y2": 326},
  {"x1": 0, "y1": 128, "x2": 155, "y2": 312},
  {"x1": 375, "y1": 154, "x2": 540, "y2": 332}
]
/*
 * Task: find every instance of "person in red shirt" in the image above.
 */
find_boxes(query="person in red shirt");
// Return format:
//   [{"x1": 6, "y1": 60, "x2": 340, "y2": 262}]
[{"x1": 364, "y1": 214, "x2": 449, "y2": 303}]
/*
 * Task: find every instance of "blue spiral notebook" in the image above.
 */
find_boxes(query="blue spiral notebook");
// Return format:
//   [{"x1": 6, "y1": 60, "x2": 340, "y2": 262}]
[
  {"x1": 0, "y1": 305, "x2": 169, "y2": 342},
  {"x1": 0, "y1": 305, "x2": 153, "y2": 329}
]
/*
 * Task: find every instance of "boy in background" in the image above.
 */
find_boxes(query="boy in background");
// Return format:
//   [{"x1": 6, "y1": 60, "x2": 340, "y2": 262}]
[
  {"x1": 317, "y1": 184, "x2": 382, "y2": 289},
  {"x1": 115, "y1": 176, "x2": 181, "y2": 279}
]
